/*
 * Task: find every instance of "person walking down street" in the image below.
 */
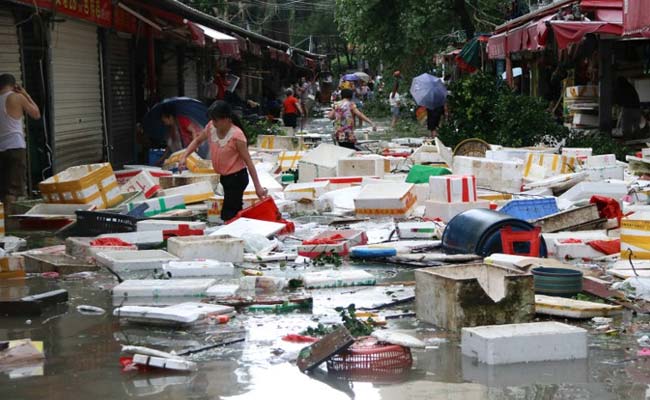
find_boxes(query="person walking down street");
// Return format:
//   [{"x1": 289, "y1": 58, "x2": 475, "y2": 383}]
[
  {"x1": 388, "y1": 82, "x2": 401, "y2": 129},
  {"x1": 328, "y1": 88, "x2": 376, "y2": 150},
  {"x1": 180, "y1": 101, "x2": 267, "y2": 222},
  {"x1": 299, "y1": 77, "x2": 315, "y2": 131},
  {"x1": 426, "y1": 106, "x2": 445, "y2": 138},
  {"x1": 0, "y1": 73, "x2": 40, "y2": 213},
  {"x1": 281, "y1": 89, "x2": 303, "y2": 135}
]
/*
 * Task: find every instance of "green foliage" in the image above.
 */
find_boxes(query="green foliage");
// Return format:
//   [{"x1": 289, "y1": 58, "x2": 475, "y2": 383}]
[
  {"x1": 241, "y1": 119, "x2": 284, "y2": 145},
  {"x1": 361, "y1": 96, "x2": 391, "y2": 119},
  {"x1": 312, "y1": 252, "x2": 343, "y2": 268},
  {"x1": 302, "y1": 304, "x2": 375, "y2": 337},
  {"x1": 438, "y1": 73, "x2": 569, "y2": 148},
  {"x1": 563, "y1": 130, "x2": 632, "y2": 161}
]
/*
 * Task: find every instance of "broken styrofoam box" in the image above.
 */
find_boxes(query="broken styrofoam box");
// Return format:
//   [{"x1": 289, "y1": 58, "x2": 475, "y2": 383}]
[
  {"x1": 137, "y1": 220, "x2": 207, "y2": 232},
  {"x1": 238, "y1": 276, "x2": 287, "y2": 294},
  {"x1": 301, "y1": 269, "x2": 376, "y2": 289},
  {"x1": 621, "y1": 212, "x2": 650, "y2": 259},
  {"x1": 523, "y1": 153, "x2": 579, "y2": 179},
  {"x1": 424, "y1": 200, "x2": 490, "y2": 223},
  {"x1": 558, "y1": 181, "x2": 628, "y2": 203},
  {"x1": 452, "y1": 156, "x2": 524, "y2": 193},
  {"x1": 429, "y1": 175, "x2": 477, "y2": 203},
  {"x1": 411, "y1": 144, "x2": 446, "y2": 165},
  {"x1": 98, "y1": 230, "x2": 164, "y2": 247},
  {"x1": 337, "y1": 156, "x2": 385, "y2": 178},
  {"x1": 163, "y1": 260, "x2": 235, "y2": 277},
  {"x1": 561, "y1": 147, "x2": 592, "y2": 161},
  {"x1": 244, "y1": 168, "x2": 283, "y2": 195},
  {"x1": 393, "y1": 137, "x2": 425, "y2": 146},
  {"x1": 96, "y1": 250, "x2": 178, "y2": 272},
  {"x1": 553, "y1": 239, "x2": 610, "y2": 261},
  {"x1": 461, "y1": 322, "x2": 587, "y2": 365},
  {"x1": 435, "y1": 138, "x2": 454, "y2": 167},
  {"x1": 128, "y1": 194, "x2": 185, "y2": 217},
  {"x1": 298, "y1": 144, "x2": 356, "y2": 182},
  {"x1": 485, "y1": 148, "x2": 549, "y2": 162},
  {"x1": 206, "y1": 195, "x2": 260, "y2": 223},
  {"x1": 585, "y1": 154, "x2": 617, "y2": 168},
  {"x1": 112, "y1": 279, "x2": 216, "y2": 298},
  {"x1": 167, "y1": 235, "x2": 244, "y2": 262},
  {"x1": 314, "y1": 176, "x2": 365, "y2": 190},
  {"x1": 65, "y1": 237, "x2": 137, "y2": 262},
  {"x1": 277, "y1": 150, "x2": 304, "y2": 172},
  {"x1": 318, "y1": 186, "x2": 361, "y2": 214},
  {"x1": 122, "y1": 171, "x2": 161, "y2": 198},
  {"x1": 584, "y1": 164, "x2": 625, "y2": 181},
  {"x1": 534, "y1": 295, "x2": 623, "y2": 319},
  {"x1": 415, "y1": 264, "x2": 534, "y2": 331},
  {"x1": 397, "y1": 221, "x2": 440, "y2": 239},
  {"x1": 113, "y1": 302, "x2": 234, "y2": 326},
  {"x1": 354, "y1": 183, "x2": 416, "y2": 217},
  {"x1": 206, "y1": 284, "x2": 239, "y2": 297},
  {"x1": 161, "y1": 181, "x2": 214, "y2": 204},
  {"x1": 542, "y1": 230, "x2": 610, "y2": 257},
  {"x1": 132, "y1": 354, "x2": 197, "y2": 372},
  {"x1": 484, "y1": 253, "x2": 536, "y2": 269},
  {"x1": 257, "y1": 134, "x2": 305, "y2": 150},
  {"x1": 210, "y1": 218, "x2": 285, "y2": 238},
  {"x1": 284, "y1": 181, "x2": 331, "y2": 202},
  {"x1": 115, "y1": 168, "x2": 171, "y2": 185},
  {"x1": 298, "y1": 230, "x2": 368, "y2": 258}
]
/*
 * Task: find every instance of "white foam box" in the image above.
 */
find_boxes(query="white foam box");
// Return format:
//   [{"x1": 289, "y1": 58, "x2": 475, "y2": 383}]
[
  {"x1": 163, "y1": 260, "x2": 235, "y2": 277},
  {"x1": 553, "y1": 239, "x2": 610, "y2": 261},
  {"x1": 161, "y1": 181, "x2": 215, "y2": 204},
  {"x1": 114, "y1": 302, "x2": 234, "y2": 326},
  {"x1": 542, "y1": 230, "x2": 610, "y2": 257},
  {"x1": 561, "y1": 148, "x2": 592, "y2": 162},
  {"x1": 298, "y1": 229, "x2": 368, "y2": 258},
  {"x1": 298, "y1": 144, "x2": 356, "y2": 182},
  {"x1": 337, "y1": 155, "x2": 386, "y2": 178},
  {"x1": 523, "y1": 153, "x2": 580, "y2": 179},
  {"x1": 424, "y1": 200, "x2": 490, "y2": 223},
  {"x1": 115, "y1": 168, "x2": 171, "y2": 185},
  {"x1": 584, "y1": 164, "x2": 625, "y2": 181},
  {"x1": 65, "y1": 237, "x2": 137, "y2": 262},
  {"x1": 96, "y1": 250, "x2": 178, "y2": 272},
  {"x1": 354, "y1": 183, "x2": 417, "y2": 217},
  {"x1": 314, "y1": 176, "x2": 365, "y2": 190},
  {"x1": 486, "y1": 148, "x2": 548, "y2": 162},
  {"x1": 411, "y1": 144, "x2": 446, "y2": 165},
  {"x1": 284, "y1": 181, "x2": 331, "y2": 201},
  {"x1": 132, "y1": 354, "x2": 197, "y2": 372},
  {"x1": 558, "y1": 181, "x2": 628, "y2": 203},
  {"x1": 585, "y1": 154, "x2": 617, "y2": 168},
  {"x1": 429, "y1": 175, "x2": 477, "y2": 203},
  {"x1": 206, "y1": 284, "x2": 239, "y2": 297},
  {"x1": 397, "y1": 221, "x2": 439, "y2": 239},
  {"x1": 128, "y1": 194, "x2": 185, "y2": 217},
  {"x1": 98, "y1": 230, "x2": 164, "y2": 247},
  {"x1": 112, "y1": 278, "x2": 216, "y2": 298},
  {"x1": 122, "y1": 171, "x2": 161, "y2": 199},
  {"x1": 621, "y1": 212, "x2": 650, "y2": 259},
  {"x1": 452, "y1": 156, "x2": 524, "y2": 193},
  {"x1": 244, "y1": 167, "x2": 283, "y2": 196},
  {"x1": 257, "y1": 134, "x2": 305, "y2": 150},
  {"x1": 276, "y1": 150, "x2": 303, "y2": 172},
  {"x1": 301, "y1": 269, "x2": 376, "y2": 289},
  {"x1": 210, "y1": 218, "x2": 285, "y2": 238},
  {"x1": 167, "y1": 235, "x2": 244, "y2": 262},
  {"x1": 137, "y1": 220, "x2": 207, "y2": 232},
  {"x1": 413, "y1": 183, "x2": 430, "y2": 206},
  {"x1": 461, "y1": 322, "x2": 587, "y2": 365}
]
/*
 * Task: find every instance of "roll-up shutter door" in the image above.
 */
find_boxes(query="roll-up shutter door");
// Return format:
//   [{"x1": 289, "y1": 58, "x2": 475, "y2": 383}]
[
  {"x1": 160, "y1": 50, "x2": 178, "y2": 99},
  {"x1": 51, "y1": 20, "x2": 104, "y2": 172},
  {"x1": 106, "y1": 34, "x2": 135, "y2": 167},
  {"x1": 184, "y1": 58, "x2": 198, "y2": 99},
  {"x1": 0, "y1": 10, "x2": 22, "y2": 84}
]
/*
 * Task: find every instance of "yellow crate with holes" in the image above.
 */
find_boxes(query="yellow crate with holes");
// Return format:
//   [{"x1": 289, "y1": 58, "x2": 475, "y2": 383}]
[
  {"x1": 39, "y1": 163, "x2": 122, "y2": 209},
  {"x1": 164, "y1": 150, "x2": 214, "y2": 174}
]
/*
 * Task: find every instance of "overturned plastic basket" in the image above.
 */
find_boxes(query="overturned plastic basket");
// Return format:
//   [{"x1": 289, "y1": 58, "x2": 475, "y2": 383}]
[
  {"x1": 326, "y1": 341, "x2": 413, "y2": 381},
  {"x1": 57, "y1": 210, "x2": 138, "y2": 238}
]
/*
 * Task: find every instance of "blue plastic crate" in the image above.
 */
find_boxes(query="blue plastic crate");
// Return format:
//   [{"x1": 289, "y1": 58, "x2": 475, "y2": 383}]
[
  {"x1": 148, "y1": 148, "x2": 166, "y2": 166},
  {"x1": 498, "y1": 197, "x2": 559, "y2": 221}
]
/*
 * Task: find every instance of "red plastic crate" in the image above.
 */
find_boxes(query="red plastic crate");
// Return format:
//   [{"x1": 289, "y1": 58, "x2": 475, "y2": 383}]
[{"x1": 228, "y1": 197, "x2": 295, "y2": 234}]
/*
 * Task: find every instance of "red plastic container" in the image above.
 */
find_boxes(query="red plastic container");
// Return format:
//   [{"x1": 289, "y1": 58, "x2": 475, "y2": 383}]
[
  {"x1": 162, "y1": 224, "x2": 205, "y2": 240},
  {"x1": 327, "y1": 343, "x2": 413, "y2": 373},
  {"x1": 228, "y1": 197, "x2": 295, "y2": 234},
  {"x1": 500, "y1": 226, "x2": 541, "y2": 257}
]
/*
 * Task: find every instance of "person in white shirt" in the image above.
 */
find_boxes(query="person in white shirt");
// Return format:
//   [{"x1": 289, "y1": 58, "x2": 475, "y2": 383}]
[
  {"x1": 388, "y1": 82, "x2": 401, "y2": 128},
  {"x1": 0, "y1": 73, "x2": 40, "y2": 213}
]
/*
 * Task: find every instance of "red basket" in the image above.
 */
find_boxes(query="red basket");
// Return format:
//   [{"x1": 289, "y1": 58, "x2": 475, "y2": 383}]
[
  {"x1": 326, "y1": 343, "x2": 413, "y2": 373},
  {"x1": 228, "y1": 197, "x2": 295, "y2": 234}
]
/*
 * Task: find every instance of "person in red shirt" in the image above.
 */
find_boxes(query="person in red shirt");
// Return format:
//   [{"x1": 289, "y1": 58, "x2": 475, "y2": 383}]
[{"x1": 281, "y1": 89, "x2": 303, "y2": 134}]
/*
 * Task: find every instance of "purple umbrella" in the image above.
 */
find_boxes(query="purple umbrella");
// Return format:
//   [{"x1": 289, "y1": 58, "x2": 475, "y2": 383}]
[
  {"x1": 344, "y1": 73, "x2": 360, "y2": 81},
  {"x1": 410, "y1": 73, "x2": 447, "y2": 110}
]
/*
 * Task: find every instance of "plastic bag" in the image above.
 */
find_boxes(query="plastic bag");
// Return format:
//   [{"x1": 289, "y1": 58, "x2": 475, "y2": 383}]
[{"x1": 240, "y1": 233, "x2": 278, "y2": 255}]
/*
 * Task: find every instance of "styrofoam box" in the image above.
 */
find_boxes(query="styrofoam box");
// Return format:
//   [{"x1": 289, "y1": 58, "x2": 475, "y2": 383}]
[
  {"x1": 132, "y1": 354, "x2": 197, "y2": 372},
  {"x1": 461, "y1": 322, "x2": 587, "y2": 365},
  {"x1": 98, "y1": 230, "x2": 164, "y2": 246},
  {"x1": 429, "y1": 175, "x2": 477, "y2": 203},
  {"x1": 424, "y1": 200, "x2": 490, "y2": 223},
  {"x1": 411, "y1": 144, "x2": 445, "y2": 164},
  {"x1": 642, "y1": 148, "x2": 650, "y2": 159},
  {"x1": 128, "y1": 194, "x2": 185, "y2": 217},
  {"x1": 621, "y1": 212, "x2": 650, "y2": 259},
  {"x1": 354, "y1": 183, "x2": 416, "y2": 216},
  {"x1": 112, "y1": 279, "x2": 216, "y2": 297},
  {"x1": 206, "y1": 284, "x2": 239, "y2": 297},
  {"x1": 210, "y1": 218, "x2": 286, "y2": 238},
  {"x1": 585, "y1": 154, "x2": 617, "y2": 168},
  {"x1": 301, "y1": 269, "x2": 376, "y2": 289},
  {"x1": 397, "y1": 221, "x2": 439, "y2": 239},
  {"x1": 167, "y1": 235, "x2": 244, "y2": 262},
  {"x1": 558, "y1": 181, "x2": 628, "y2": 203},
  {"x1": 122, "y1": 171, "x2": 161, "y2": 198},
  {"x1": 65, "y1": 237, "x2": 138, "y2": 261},
  {"x1": 523, "y1": 153, "x2": 579, "y2": 178},
  {"x1": 298, "y1": 144, "x2": 356, "y2": 182},
  {"x1": 562, "y1": 147, "x2": 592, "y2": 160},
  {"x1": 553, "y1": 239, "x2": 609, "y2": 261},
  {"x1": 284, "y1": 181, "x2": 331, "y2": 201},
  {"x1": 314, "y1": 176, "x2": 366, "y2": 190},
  {"x1": 244, "y1": 167, "x2": 283, "y2": 195},
  {"x1": 452, "y1": 156, "x2": 524, "y2": 193},
  {"x1": 541, "y1": 230, "x2": 610, "y2": 257},
  {"x1": 137, "y1": 220, "x2": 207, "y2": 232},
  {"x1": 161, "y1": 181, "x2": 215, "y2": 204},
  {"x1": 337, "y1": 156, "x2": 386, "y2": 178},
  {"x1": 96, "y1": 250, "x2": 178, "y2": 272},
  {"x1": 114, "y1": 302, "x2": 234, "y2": 325},
  {"x1": 163, "y1": 260, "x2": 235, "y2": 277},
  {"x1": 486, "y1": 148, "x2": 550, "y2": 162},
  {"x1": 414, "y1": 183, "x2": 430, "y2": 206},
  {"x1": 584, "y1": 164, "x2": 625, "y2": 181}
]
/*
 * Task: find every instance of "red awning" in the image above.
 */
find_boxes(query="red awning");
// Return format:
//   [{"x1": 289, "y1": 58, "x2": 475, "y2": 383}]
[
  {"x1": 218, "y1": 41, "x2": 241, "y2": 60},
  {"x1": 507, "y1": 25, "x2": 526, "y2": 53},
  {"x1": 595, "y1": 8, "x2": 622, "y2": 23},
  {"x1": 487, "y1": 33, "x2": 506, "y2": 59},
  {"x1": 550, "y1": 21, "x2": 623, "y2": 49},
  {"x1": 624, "y1": 0, "x2": 650, "y2": 36},
  {"x1": 185, "y1": 20, "x2": 205, "y2": 47},
  {"x1": 580, "y1": 0, "x2": 621, "y2": 9}
]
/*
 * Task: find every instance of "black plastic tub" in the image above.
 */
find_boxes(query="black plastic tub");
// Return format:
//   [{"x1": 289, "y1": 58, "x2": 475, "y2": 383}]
[{"x1": 532, "y1": 267, "x2": 583, "y2": 297}]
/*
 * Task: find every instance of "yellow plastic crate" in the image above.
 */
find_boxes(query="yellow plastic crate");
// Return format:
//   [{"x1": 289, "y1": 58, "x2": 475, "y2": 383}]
[
  {"x1": 39, "y1": 163, "x2": 121, "y2": 209},
  {"x1": 164, "y1": 150, "x2": 214, "y2": 174}
]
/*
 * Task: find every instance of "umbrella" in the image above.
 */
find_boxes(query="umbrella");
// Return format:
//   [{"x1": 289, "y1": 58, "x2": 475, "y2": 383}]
[
  {"x1": 409, "y1": 73, "x2": 448, "y2": 110},
  {"x1": 343, "y1": 73, "x2": 360, "y2": 81},
  {"x1": 354, "y1": 71, "x2": 370, "y2": 82},
  {"x1": 143, "y1": 97, "x2": 209, "y2": 144}
]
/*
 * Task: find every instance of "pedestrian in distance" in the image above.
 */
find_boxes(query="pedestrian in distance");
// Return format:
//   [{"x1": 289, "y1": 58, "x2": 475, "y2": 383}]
[
  {"x1": 389, "y1": 81, "x2": 401, "y2": 129},
  {"x1": 328, "y1": 88, "x2": 377, "y2": 150},
  {"x1": 0, "y1": 73, "x2": 40, "y2": 214},
  {"x1": 179, "y1": 100, "x2": 267, "y2": 222},
  {"x1": 281, "y1": 89, "x2": 303, "y2": 136}
]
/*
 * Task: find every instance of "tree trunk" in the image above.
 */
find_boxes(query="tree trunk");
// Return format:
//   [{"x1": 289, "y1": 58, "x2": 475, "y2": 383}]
[{"x1": 453, "y1": 0, "x2": 475, "y2": 39}]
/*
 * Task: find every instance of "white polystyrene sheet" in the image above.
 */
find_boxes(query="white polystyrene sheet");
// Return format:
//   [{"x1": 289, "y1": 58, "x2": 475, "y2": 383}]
[
  {"x1": 300, "y1": 144, "x2": 356, "y2": 168},
  {"x1": 112, "y1": 279, "x2": 216, "y2": 297},
  {"x1": 163, "y1": 260, "x2": 235, "y2": 277},
  {"x1": 317, "y1": 186, "x2": 361, "y2": 213},
  {"x1": 301, "y1": 269, "x2": 376, "y2": 289},
  {"x1": 114, "y1": 302, "x2": 234, "y2": 325},
  {"x1": 96, "y1": 250, "x2": 178, "y2": 271},
  {"x1": 210, "y1": 218, "x2": 285, "y2": 238}
]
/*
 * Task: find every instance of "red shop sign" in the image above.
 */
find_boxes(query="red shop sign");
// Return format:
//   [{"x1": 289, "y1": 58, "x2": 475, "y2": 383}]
[{"x1": 17, "y1": 0, "x2": 136, "y2": 32}]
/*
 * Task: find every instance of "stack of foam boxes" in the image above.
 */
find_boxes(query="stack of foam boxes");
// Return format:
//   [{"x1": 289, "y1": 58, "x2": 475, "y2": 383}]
[
  {"x1": 522, "y1": 153, "x2": 580, "y2": 182},
  {"x1": 424, "y1": 175, "x2": 489, "y2": 222},
  {"x1": 582, "y1": 154, "x2": 624, "y2": 181}
]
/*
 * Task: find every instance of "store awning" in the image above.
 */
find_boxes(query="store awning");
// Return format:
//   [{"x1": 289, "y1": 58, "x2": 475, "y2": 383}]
[
  {"x1": 196, "y1": 23, "x2": 237, "y2": 43},
  {"x1": 550, "y1": 21, "x2": 623, "y2": 49},
  {"x1": 624, "y1": 0, "x2": 650, "y2": 36},
  {"x1": 487, "y1": 33, "x2": 506, "y2": 59}
]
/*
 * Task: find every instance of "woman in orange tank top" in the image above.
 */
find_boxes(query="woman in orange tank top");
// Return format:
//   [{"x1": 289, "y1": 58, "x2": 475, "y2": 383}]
[{"x1": 180, "y1": 101, "x2": 267, "y2": 221}]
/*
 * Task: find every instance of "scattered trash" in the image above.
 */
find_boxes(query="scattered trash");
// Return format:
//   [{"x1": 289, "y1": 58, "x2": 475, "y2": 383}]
[{"x1": 76, "y1": 305, "x2": 106, "y2": 315}]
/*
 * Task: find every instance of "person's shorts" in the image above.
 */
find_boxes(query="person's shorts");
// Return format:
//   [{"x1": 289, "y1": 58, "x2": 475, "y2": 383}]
[
  {"x1": 0, "y1": 148, "x2": 26, "y2": 197},
  {"x1": 390, "y1": 106, "x2": 400, "y2": 117},
  {"x1": 283, "y1": 113, "x2": 298, "y2": 128},
  {"x1": 427, "y1": 107, "x2": 444, "y2": 131}
]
